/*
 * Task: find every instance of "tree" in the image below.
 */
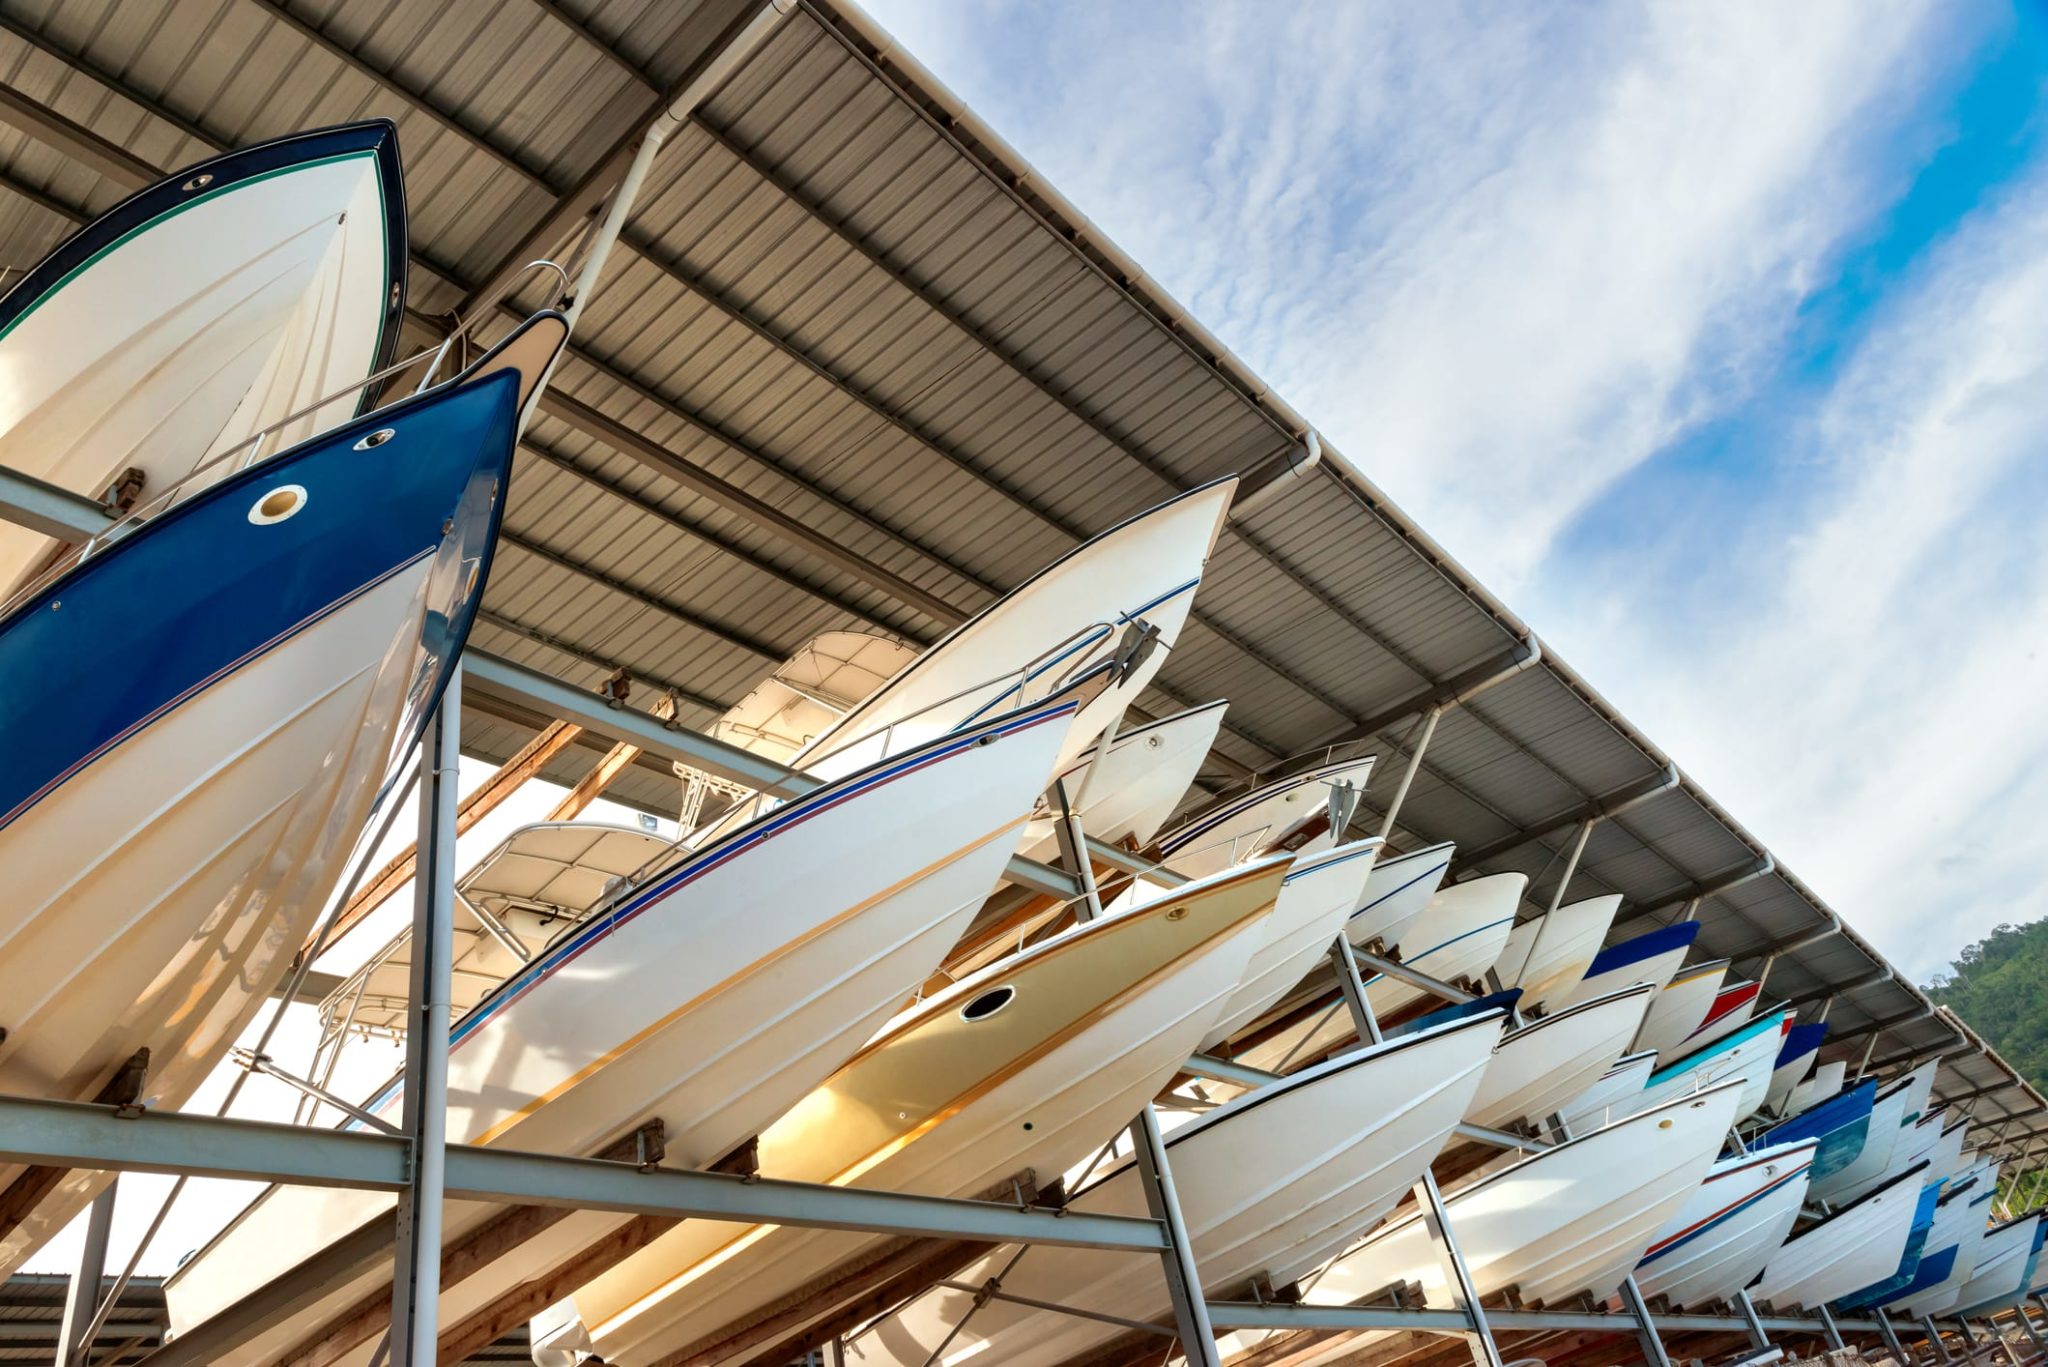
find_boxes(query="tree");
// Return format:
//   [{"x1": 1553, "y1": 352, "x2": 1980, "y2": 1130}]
[{"x1": 1927, "y1": 920, "x2": 2048, "y2": 1096}]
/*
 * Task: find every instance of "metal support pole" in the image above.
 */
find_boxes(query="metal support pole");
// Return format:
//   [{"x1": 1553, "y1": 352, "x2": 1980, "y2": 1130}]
[
  {"x1": 1328, "y1": 924, "x2": 1502, "y2": 1367},
  {"x1": 1735, "y1": 1290, "x2": 1773, "y2": 1353},
  {"x1": 1953, "y1": 1317, "x2": 1976, "y2": 1352},
  {"x1": 1061, "y1": 791, "x2": 1217, "y2": 1366},
  {"x1": 2018, "y1": 1304, "x2": 2046, "y2": 1358},
  {"x1": 1130, "y1": 1106, "x2": 1222, "y2": 1367},
  {"x1": 57, "y1": 1177, "x2": 116, "y2": 1367},
  {"x1": 1377, "y1": 705, "x2": 1442, "y2": 839},
  {"x1": 1618, "y1": 1271, "x2": 1674, "y2": 1367},
  {"x1": 1926, "y1": 1315, "x2": 1954, "y2": 1363},
  {"x1": 1544, "y1": 817, "x2": 1597, "y2": 917},
  {"x1": 1857, "y1": 1031, "x2": 1881, "y2": 1082},
  {"x1": 1413, "y1": 1170, "x2": 1506, "y2": 1367},
  {"x1": 1876, "y1": 1308, "x2": 1910, "y2": 1364},
  {"x1": 1818, "y1": 1302, "x2": 1847, "y2": 1351},
  {"x1": 388, "y1": 669, "x2": 460, "y2": 1366},
  {"x1": 1328, "y1": 935, "x2": 1382, "y2": 1048},
  {"x1": 1052, "y1": 779, "x2": 1104, "y2": 923}
]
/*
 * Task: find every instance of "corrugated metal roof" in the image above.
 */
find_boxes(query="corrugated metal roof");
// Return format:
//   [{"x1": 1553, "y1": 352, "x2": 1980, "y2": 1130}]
[{"x1": 0, "y1": 0, "x2": 2039, "y2": 1228}]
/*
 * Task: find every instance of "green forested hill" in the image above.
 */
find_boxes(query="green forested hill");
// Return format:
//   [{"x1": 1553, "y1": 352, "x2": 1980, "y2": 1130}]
[{"x1": 1927, "y1": 919, "x2": 2048, "y2": 1091}]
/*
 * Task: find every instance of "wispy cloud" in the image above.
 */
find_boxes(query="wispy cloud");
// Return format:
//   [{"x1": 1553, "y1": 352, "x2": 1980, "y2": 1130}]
[{"x1": 865, "y1": 0, "x2": 2047, "y2": 974}]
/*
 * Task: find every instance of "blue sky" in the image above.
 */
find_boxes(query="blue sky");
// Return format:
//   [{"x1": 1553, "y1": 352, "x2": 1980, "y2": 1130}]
[{"x1": 865, "y1": 0, "x2": 2048, "y2": 980}]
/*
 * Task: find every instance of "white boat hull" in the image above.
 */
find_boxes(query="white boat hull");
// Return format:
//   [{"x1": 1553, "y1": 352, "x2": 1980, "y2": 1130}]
[
  {"x1": 1632, "y1": 960, "x2": 1727, "y2": 1058},
  {"x1": 1634, "y1": 1140, "x2": 1816, "y2": 1310},
  {"x1": 1465, "y1": 984, "x2": 1653, "y2": 1131},
  {"x1": 163, "y1": 699, "x2": 1080, "y2": 1359},
  {"x1": 1559, "y1": 1051, "x2": 1657, "y2": 1133},
  {"x1": 563, "y1": 864, "x2": 1282, "y2": 1365},
  {"x1": 1343, "y1": 841, "x2": 1453, "y2": 954},
  {"x1": 1491, "y1": 894, "x2": 1620, "y2": 1012},
  {"x1": 1201, "y1": 839, "x2": 1380, "y2": 1050},
  {"x1": 1751, "y1": 1164, "x2": 1927, "y2": 1311},
  {"x1": 1236, "y1": 872, "x2": 1524, "y2": 1071},
  {"x1": 1158, "y1": 755, "x2": 1377, "y2": 882},
  {"x1": 1304, "y1": 1080, "x2": 1744, "y2": 1311},
  {"x1": 846, "y1": 1012, "x2": 1505, "y2": 1366},
  {"x1": 1016, "y1": 701, "x2": 1225, "y2": 863},
  {"x1": 0, "y1": 125, "x2": 402, "y2": 591}
]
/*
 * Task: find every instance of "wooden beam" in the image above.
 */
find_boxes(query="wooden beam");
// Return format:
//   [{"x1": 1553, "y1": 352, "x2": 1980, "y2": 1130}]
[
  {"x1": 277, "y1": 1122, "x2": 664, "y2": 1367},
  {"x1": 0, "y1": 1049, "x2": 147, "y2": 1241},
  {"x1": 314, "y1": 717, "x2": 585, "y2": 952},
  {"x1": 544, "y1": 693, "x2": 678, "y2": 822}
]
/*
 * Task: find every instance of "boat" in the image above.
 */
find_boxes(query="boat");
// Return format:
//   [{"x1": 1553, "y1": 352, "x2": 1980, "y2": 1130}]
[
  {"x1": 0, "y1": 121, "x2": 408, "y2": 594},
  {"x1": 788, "y1": 479, "x2": 1239, "y2": 785},
  {"x1": 1465, "y1": 983, "x2": 1655, "y2": 1132},
  {"x1": 163, "y1": 690, "x2": 1090, "y2": 1361},
  {"x1": 1632, "y1": 959, "x2": 1728, "y2": 1057},
  {"x1": 1633, "y1": 1138, "x2": 1818, "y2": 1310},
  {"x1": 1952, "y1": 1215, "x2": 2047, "y2": 1317},
  {"x1": 1809, "y1": 1062, "x2": 1936, "y2": 1203},
  {"x1": 1835, "y1": 1176, "x2": 1951, "y2": 1311},
  {"x1": 1787, "y1": 1059, "x2": 1848, "y2": 1116},
  {"x1": 1201, "y1": 838, "x2": 1382, "y2": 1051},
  {"x1": 1555, "y1": 919, "x2": 1702, "y2": 1010},
  {"x1": 1762, "y1": 1023, "x2": 1827, "y2": 1116},
  {"x1": 1343, "y1": 840, "x2": 1454, "y2": 955},
  {"x1": 1829, "y1": 1106, "x2": 1952, "y2": 1206},
  {"x1": 1490, "y1": 894, "x2": 1621, "y2": 1011},
  {"x1": 842, "y1": 1010, "x2": 1507, "y2": 1367},
  {"x1": 1680, "y1": 978, "x2": 1763, "y2": 1051},
  {"x1": 698, "y1": 630, "x2": 921, "y2": 766},
  {"x1": 1015, "y1": 700, "x2": 1227, "y2": 864},
  {"x1": 1234, "y1": 872, "x2": 1524, "y2": 1072},
  {"x1": 1924, "y1": 1114, "x2": 1971, "y2": 1186},
  {"x1": 1558, "y1": 1050, "x2": 1657, "y2": 1133},
  {"x1": 1748, "y1": 1161, "x2": 1930, "y2": 1311},
  {"x1": 1156, "y1": 753, "x2": 1377, "y2": 881},
  {"x1": 0, "y1": 318, "x2": 552, "y2": 1278},
  {"x1": 535, "y1": 855, "x2": 1288, "y2": 1367},
  {"x1": 1301, "y1": 1080, "x2": 1744, "y2": 1311},
  {"x1": 1755, "y1": 1078, "x2": 1878, "y2": 1185},
  {"x1": 314, "y1": 821, "x2": 675, "y2": 1046},
  {"x1": 1882, "y1": 1167, "x2": 2001, "y2": 1318},
  {"x1": 1628, "y1": 1010, "x2": 1790, "y2": 1127}
]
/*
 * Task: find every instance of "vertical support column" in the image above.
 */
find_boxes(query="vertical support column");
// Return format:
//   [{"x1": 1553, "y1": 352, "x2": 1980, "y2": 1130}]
[
  {"x1": 1817, "y1": 1303, "x2": 1847, "y2": 1351},
  {"x1": 1130, "y1": 1106, "x2": 1222, "y2": 1367},
  {"x1": 1952, "y1": 1318, "x2": 1977, "y2": 1353},
  {"x1": 1734, "y1": 1290, "x2": 1772, "y2": 1353},
  {"x1": 1876, "y1": 1308, "x2": 1911, "y2": 1364},
  {"x1": 57, "y1": 1177, "x2": 117, "y2": 1367},
  {"x1": 1614, "y1": 1276, "x2": 1672, "y2": 1367},
  {"x1": 1059, "y1": 789, "x2": 1217, "y2": 1367},
  {"x1": 1328, "y1": 934, "x2": 1502, "y2": 1367},
  {"x1": 1925, "y1": 1315, "x2": 1954, "y2": 1363},
  {"x1": 1855, "y1": 1032, "x2": 1881, "y2": 1082},
  {"x1": 1051, "y1": 779, "x2": 1103, "y2": 923},
  {"x1": 389, "y1": 668, "x2": 460, "y2": 1367}
]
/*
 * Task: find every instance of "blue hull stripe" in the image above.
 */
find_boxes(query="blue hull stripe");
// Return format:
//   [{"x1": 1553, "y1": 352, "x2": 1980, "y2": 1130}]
[{"x1": 1583, "y1": 920, "x2": 1701, "y2": 979}]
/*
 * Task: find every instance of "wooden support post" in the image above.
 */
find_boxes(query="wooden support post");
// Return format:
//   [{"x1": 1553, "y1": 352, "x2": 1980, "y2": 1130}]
[{"x1": 545, "y1": 692, "x2": 678, "y2": 820}]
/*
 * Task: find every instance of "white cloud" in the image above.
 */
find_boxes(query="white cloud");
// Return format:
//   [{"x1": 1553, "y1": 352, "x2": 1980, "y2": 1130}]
[
  {"x1": 866, "y1": 0, "x2": 1956, "y2": 589},
  {"x1": 1557, "y1": 170, "x2": 2048, "y2": 977}
]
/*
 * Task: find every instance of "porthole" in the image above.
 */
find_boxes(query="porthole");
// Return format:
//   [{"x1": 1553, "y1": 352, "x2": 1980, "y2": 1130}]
[
  {"x1": 181, "y1": 172, "x2": 214, "y2": 192},
  {"x1": 248, "y1": 484, "x2": 308, "y2": 525},
  {"x1": 959, "y1": 985, "x2": 1016, "y2": 1023},
  {"x1": 353, "y1": 428, "x2": 397, "y2": 451},
  {"x1": 1165, "y1": 906, "x2": 1187, "y2": 921},
  {"x1": 1658, "y1": 1118, "x2": 1674, "y2": 1129}
]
